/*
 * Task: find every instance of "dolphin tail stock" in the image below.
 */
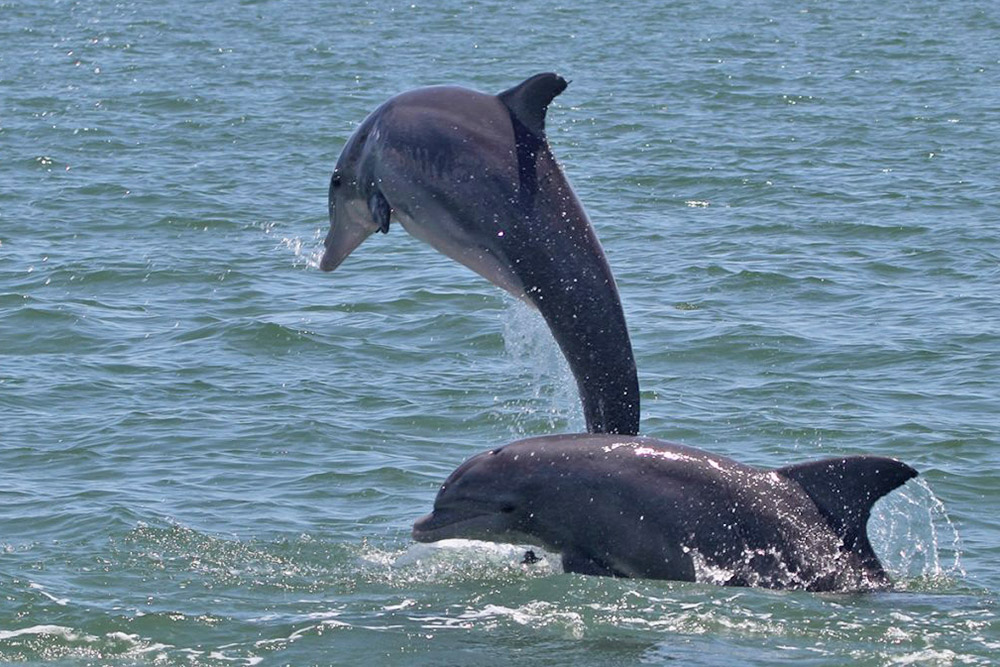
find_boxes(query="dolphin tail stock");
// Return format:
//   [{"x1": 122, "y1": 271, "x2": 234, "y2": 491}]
[
  {"x1": 497, "y1": 74, "x2": 640, "y2": 436},
  {"x1": 525, "y1": 260, "x2": 640, "y2": 436},
  {"x1": 777, "y1": 456, "x2": 918, "y2": 581}
]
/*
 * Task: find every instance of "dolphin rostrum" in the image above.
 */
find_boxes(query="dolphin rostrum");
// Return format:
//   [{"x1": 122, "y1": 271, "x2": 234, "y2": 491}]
[
  {"x1": 412, "y1": 434, "x2": 918, "y2": 591},
  {"x1": 320, "y1": 73, "x2": 639, "y2": 436}
]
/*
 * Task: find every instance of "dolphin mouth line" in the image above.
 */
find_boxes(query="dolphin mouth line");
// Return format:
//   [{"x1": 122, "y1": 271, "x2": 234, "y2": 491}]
[{"x1": 412, "y1": 510, "x2": 498, "y2": 543}]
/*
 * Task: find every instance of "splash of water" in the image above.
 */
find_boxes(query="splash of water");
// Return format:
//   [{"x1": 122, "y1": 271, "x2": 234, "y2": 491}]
[
  {"x1": 381, "y1": 539, "x2": 559, "y2": 587},
  {"x1": 262, "y1": 221, "x2": 324, "y2": 269},
  {"x1": 280, "y1": 236, "x2": 323, "y2": 270},
  {"x1": 870, "y1": 477, "x2": 964, "y2": 588},
  {"x1": 281, "y1": 230, "x2": 324, "y2": 270},
  {"x1": 499, "y1": 298, "x2": 583, "y2": 436}
]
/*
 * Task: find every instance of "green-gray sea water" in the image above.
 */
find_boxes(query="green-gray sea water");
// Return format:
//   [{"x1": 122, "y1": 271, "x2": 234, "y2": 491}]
[{"x1": 1, "y1": 0, "x2": 997, "y2": 664}]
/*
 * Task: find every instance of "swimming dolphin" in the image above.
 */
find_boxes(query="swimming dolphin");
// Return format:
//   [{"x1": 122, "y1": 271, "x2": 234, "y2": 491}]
[
  {"x1": 412, "y1": 434, "x2": 917, "y2": 591},
  {"x1": 320, "y1": 73, "x2": 639, "y2": 436}
]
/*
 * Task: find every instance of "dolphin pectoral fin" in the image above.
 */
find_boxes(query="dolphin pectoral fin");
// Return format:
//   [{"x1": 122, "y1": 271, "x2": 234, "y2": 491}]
[
  {"x1": 369, "y1": 190, "x2": 391, "y2": 234},
  {"x1": 777, "y1": 456, "x2": 918, "y2": 580},
  {"x1": 451, "y1": 249, "x2": 528, "y2": 300},
  {"x1": 561, "y1": 549, "x2": 627, "y2": 578}
]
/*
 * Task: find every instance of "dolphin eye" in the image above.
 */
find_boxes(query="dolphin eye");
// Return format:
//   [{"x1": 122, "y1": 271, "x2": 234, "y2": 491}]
[
  {"x1": 500, "y1": 503, "x2": 516, "y2": 514},
  {"x1": 330, "y1": 172, "x2": 342, "y2": 188}
]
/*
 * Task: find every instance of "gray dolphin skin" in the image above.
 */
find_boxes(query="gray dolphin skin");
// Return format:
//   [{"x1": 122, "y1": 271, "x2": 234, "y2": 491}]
[
  {"x1": 320, "y1": 73, "x2": 639, "y2": 436},
  {"x1": 413, "y1": 435, "x2": 918, "y2": 591}
]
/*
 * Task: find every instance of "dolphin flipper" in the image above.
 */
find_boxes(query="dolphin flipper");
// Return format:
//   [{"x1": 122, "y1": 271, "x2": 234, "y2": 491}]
[{"x1": 369, "y1": 190, "x2": 391, "y2": 234}]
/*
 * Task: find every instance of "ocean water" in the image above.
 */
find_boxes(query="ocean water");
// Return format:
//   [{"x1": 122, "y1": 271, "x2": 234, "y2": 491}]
[{"x1": 1, "y1": 0, "x2": 998, "y2": 663}]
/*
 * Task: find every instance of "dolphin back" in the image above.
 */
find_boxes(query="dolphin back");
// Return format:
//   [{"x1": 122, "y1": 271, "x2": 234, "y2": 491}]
[{"x1": 778, "y1": 456, "x2": 918, "y2": 580}]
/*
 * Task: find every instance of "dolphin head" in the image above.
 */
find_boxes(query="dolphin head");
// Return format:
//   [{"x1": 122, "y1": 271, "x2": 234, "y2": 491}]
[
  {"x1": 412, "y1": 446, "x2": 544, "y2": 546},
  {"x1": 320, "y1": 116, "x2": 391, "y2": 272}
]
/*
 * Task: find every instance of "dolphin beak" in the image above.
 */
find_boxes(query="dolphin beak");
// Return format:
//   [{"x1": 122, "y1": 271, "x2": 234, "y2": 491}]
[
  {"x1": 319, "y1": 219, "x2": 374, "y2": 272},
  {"x1": 411, "y1": 513, "x2": 438, "y2": 543},
  {"x1": 412, "y1": 507, "x2": 511, "y2": 543},
  {"x1": 318, "y1": 247, "x2": 345, "y2": 272}
]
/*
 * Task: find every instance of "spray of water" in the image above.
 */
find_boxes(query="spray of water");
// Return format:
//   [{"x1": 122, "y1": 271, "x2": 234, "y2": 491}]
[
  {"x1": 279, "y1": 229, "x2": 324, "y2": 270},
  {"x1": 260, "y1": 221, "x2": 323, "y2": 269},
  {"x1": 870, "y1": 477, "x2": 964, "y2": 588},
  {"x1": 499, "y1": 298, "x2": 584, "y2": 436}
]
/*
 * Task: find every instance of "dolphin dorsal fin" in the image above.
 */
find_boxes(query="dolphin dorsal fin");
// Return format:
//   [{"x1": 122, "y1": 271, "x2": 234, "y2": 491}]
[
  {"x1": 778, "y1": 456, "x2": 918, "y2": 554},
  {"x1": 498, "y1": 72, "x2": 568, "y2": 138}
]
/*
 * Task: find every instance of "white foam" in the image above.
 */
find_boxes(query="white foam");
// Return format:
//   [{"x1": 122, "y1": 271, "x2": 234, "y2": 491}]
[
  {"x1": 28, "y1": 582, "x2": 69, "y2": 606},
  {"x1": 0, "y1": 625, "x2": 84, "y2": 641},
  {"x1": 429, "y1": 602, "x2": 586, "y2": 639}
]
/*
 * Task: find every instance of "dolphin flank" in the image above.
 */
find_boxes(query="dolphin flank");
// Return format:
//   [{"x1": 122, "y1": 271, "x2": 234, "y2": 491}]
[
  {"x1": 413, "y1": 434, "x2": 917, "y2": 592},
  {"x1": 320, "y1": 73, "x2": 639, "y2": 436}
]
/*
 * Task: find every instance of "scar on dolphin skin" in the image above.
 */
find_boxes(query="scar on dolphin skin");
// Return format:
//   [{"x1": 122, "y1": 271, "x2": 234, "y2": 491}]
[
  {"x1": 320, "y1": 73, "x2": 639, "y2": 437},
  {"x1": 413, "y1": 435, "x2": 918, "y2": 592}
]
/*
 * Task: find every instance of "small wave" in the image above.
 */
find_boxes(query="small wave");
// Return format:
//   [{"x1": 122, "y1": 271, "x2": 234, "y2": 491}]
[
  {"x1": 814, "y1": 219, "x2": 930, "y2": 240},
  {"x1": 426, "y1": 601, "x2": 588, "y2": 639},
  {"x1": 114, "y1": 522, "x2": 346, "y2": 594},
  {"x1": 0, "y1": 624, "x2": 175, "y2": 663},
  {"x1": 0, "y1": 625, "x2": 79, "y2": 641}
]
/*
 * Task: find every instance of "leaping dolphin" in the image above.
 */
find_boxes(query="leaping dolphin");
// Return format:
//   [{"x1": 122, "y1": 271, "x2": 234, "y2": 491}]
[
  {"x1": 413, "y1": 434, "x2": 918, "y2": 592},
  {"x1": 320, "y1": 73, "x2": 639, "y2": 436}
]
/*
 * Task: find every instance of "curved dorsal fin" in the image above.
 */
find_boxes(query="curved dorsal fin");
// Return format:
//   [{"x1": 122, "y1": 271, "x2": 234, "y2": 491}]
[
  {"x1": 777, "y1": 456, "x2": 917, "y2": 557},
  {"x1": 498, "y1": 72, "x2": 568, "y2": 138}
]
